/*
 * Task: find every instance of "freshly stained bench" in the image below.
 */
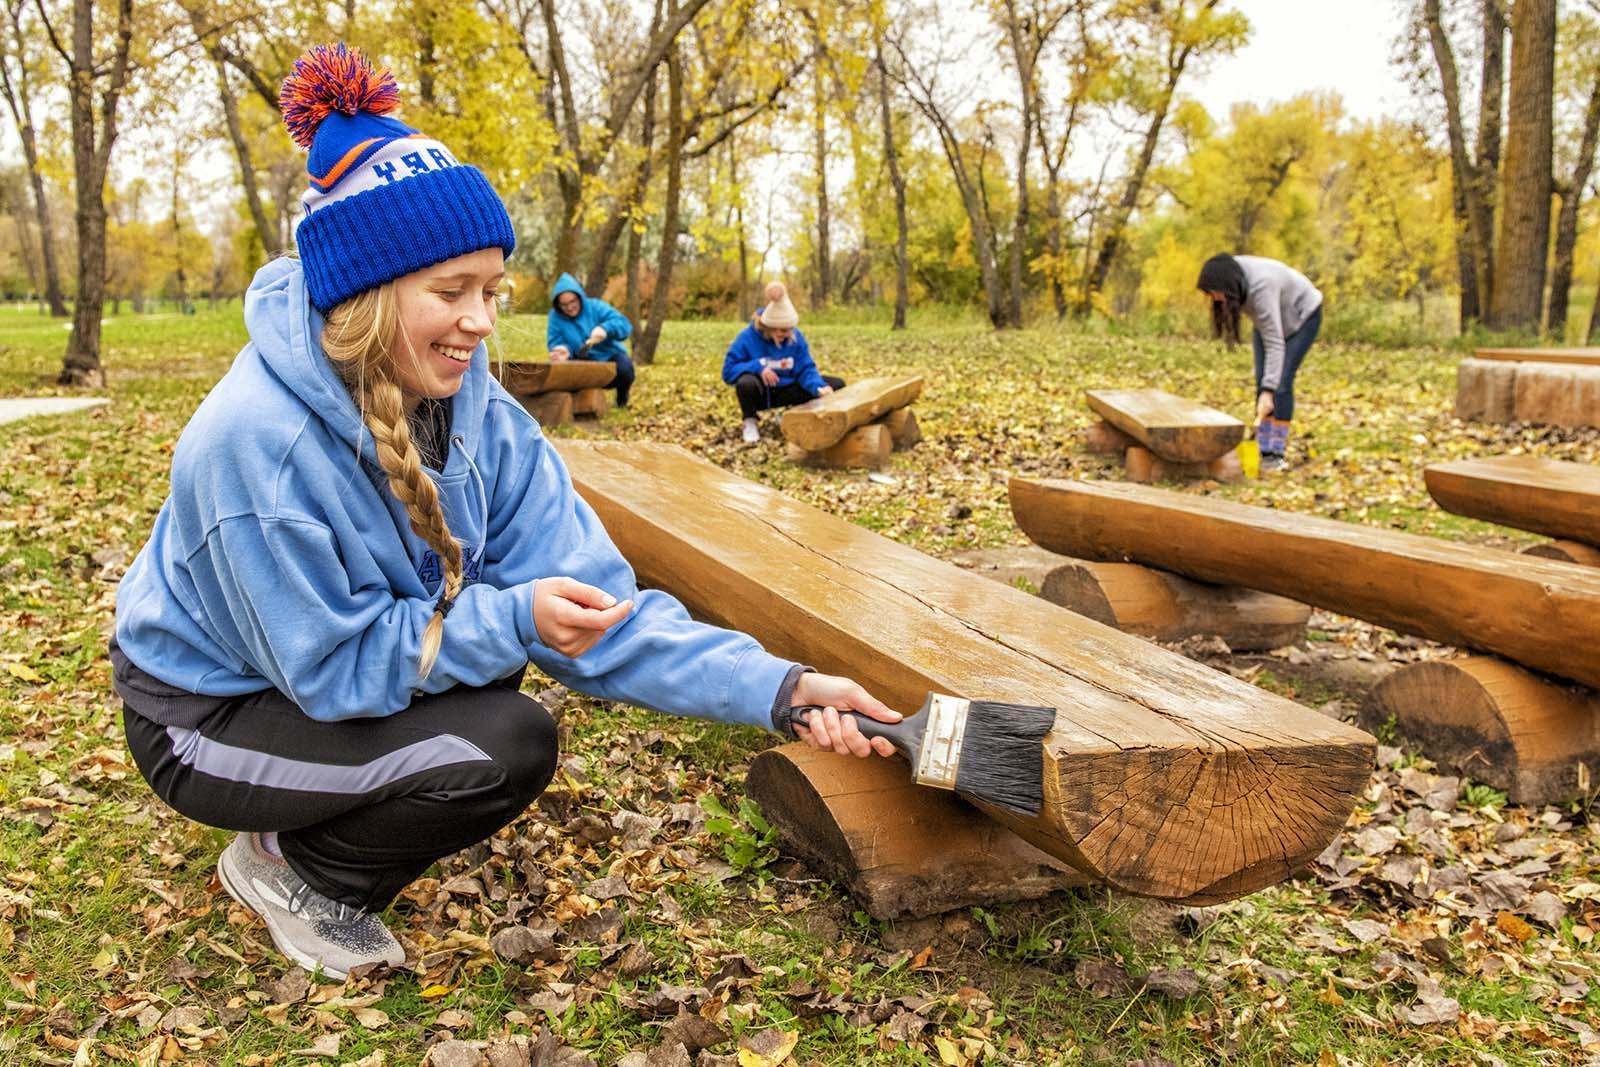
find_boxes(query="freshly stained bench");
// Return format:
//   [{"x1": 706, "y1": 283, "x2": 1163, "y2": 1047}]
[
  {"x1": 491, "y1": 359, "x2": 617, "y2": 426},
  {"x1": 555, "y1": 440, "x2": 1374, "y2": 904},
  {"x1": 1085, "y1": 388, "x2": 1245, "y2": 464},
  {"x1": 780, "y1": 376, "x2": 923, "y2": 469},
  {"x1": 1425, "y1": 455, "x2": 1600, "y2": 547}
]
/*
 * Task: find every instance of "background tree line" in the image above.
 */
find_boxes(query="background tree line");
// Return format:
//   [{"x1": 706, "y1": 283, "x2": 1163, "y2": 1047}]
[{"x1": 4, "y1": 0, "x2": 1600, "y2": 384}]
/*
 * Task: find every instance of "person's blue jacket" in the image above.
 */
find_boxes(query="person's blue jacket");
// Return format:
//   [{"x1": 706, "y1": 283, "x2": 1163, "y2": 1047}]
[
  {"x1": 114, "y1": 258, "x2": 792, "y2": 727},
  {"x1": 546, "y1": 273, "x2": 631, "y2": 363},
  {"x1": 721, "y1": 319, "x2": 825, "y2": 393}
]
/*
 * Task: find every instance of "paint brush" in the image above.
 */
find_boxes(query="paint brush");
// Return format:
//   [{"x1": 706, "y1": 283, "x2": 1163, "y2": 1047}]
[{"x1": 794, "y1": 693, "x2": 1056, "y2": 816}]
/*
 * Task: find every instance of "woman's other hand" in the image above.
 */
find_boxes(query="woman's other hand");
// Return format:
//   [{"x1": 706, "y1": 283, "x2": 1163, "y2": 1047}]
[
  {"x1": 533, "y1": 577, "x2": 633, "y2": 657},
  {"x1": 791, "y1": 672, "x2": 899, "y2": 758},
  {"x1": 550, "y1": 346, "x2": 571, "y2": 363},
  {"x1": 817, "y1": 385, "x2": 834, "y2": 396},
  {"x1": 760, "y1": 367, "x2": 780, "y2": 387},
  {"x1": 1256, "y1": 390, "x2": 1275, "y2": 421}
]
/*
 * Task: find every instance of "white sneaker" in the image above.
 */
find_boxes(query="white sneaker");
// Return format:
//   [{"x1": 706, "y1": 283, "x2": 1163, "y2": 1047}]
[
  {"x1": 741, "y1": 418, "x2": 760, "y2": 444},
  {"x1": 217, "y1": 833, "x2": 404, "y2": 979}
]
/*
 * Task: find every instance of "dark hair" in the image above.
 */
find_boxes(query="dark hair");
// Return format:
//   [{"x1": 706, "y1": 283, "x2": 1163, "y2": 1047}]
[{"x1": 1196, "y1": 253, "x2": 1246, "y2": 347}]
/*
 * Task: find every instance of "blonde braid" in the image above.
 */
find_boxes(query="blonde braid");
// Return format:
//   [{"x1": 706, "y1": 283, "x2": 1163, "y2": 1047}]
[
  {"x1": 361, "y1": 378, "x2": 464, "y2": 679},
  {"x1": 323, "y1": 283, "x2": 463, "y2": 681}
]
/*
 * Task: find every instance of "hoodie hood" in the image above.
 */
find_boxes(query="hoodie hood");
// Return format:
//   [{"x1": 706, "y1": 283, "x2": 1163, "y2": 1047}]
[
  {"x1": 550, "y1": 272, "x2": 586, "y2": 317},
  {"x1": 245, "y1": 257, "x2": 491, "y2": 468}
]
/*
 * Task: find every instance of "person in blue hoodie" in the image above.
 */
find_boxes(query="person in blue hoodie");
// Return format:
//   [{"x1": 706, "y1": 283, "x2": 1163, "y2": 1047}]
[
  {"x1": 722, "y1": 281, "x2": 843, "y2": 444},
  {"x1": 546, "y1": 273, "x2": 635, "y2": 407},
  {"x1": 111, "y1": 46, "x2": 898, "y2": 981}
]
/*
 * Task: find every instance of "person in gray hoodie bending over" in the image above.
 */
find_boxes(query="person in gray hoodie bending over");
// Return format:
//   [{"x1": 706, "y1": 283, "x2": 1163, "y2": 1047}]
[{"x1": 1196, "y1": 253, "x2": 1323, "y2": 472}]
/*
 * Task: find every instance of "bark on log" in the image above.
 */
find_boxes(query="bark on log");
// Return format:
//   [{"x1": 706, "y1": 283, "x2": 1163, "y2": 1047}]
[
  {"x1": 492, "y1": 360, "x2": 616, "y2": 394},
  {"x1": 1426, "y1": 455, "x2": 1600, "y2": 545},
  {"x1": 1040, "y1": 559, "x2": 1309, "y2": 652},
  {"x1": 1522, "y1": 540, "x2": 1600, "y2": 567},
  {"x1": 1362, "y1": 657, "x2": 1600, "y2": 807},
  {"x1": 1086, "y1": 388, "x2": 1245, "y2": 463},
  {"x1": 556, "y1": 441, "x2": 1375, "y2": 902},
  {"x1": 787, "y1": 424, "x2": 892, "y2": 470},
  {"x1": 878, "y1": 407, "x2": 922, "y2": 451},
  {"x1": 521, "y1": 391, "x2": 574, "y2": 427},
  {"x1": 745, "y1": 744, "x2": 1087, "y2": 919},
  {"x1": 1476, "y1": 347, "x2": 1600, "y2": 365},
  {"x1": 780, "y1": 376, "x2": 924, "y2": 451},
  {"x1": 1084, "y1": 419, "x2": 1138, "y2": 455},
  {"x1": 1455, "y1": 358, "x2": 1517, "y2": 422},
  {"x1": 1009, "y1": 477, "x2": 1600, "y2": 689},
  {"x1": 572, "y1": 387, "x2": 611, "y2": 418}
]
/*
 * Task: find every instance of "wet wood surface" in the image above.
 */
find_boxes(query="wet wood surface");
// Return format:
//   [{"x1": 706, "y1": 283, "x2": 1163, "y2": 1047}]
[
  {"x1": 1010, "y1": 477, "x2": 1600, "y2": 689},
  {"x1": 557, "y1": 441, "x2": 1375, "y2": 902},
  {"x1": 1085, "y1": 388, "x2": 1245, "y2": 463},
  {"x1": 1426, "y1": 455, "x2": 1600, "y2": 546}
]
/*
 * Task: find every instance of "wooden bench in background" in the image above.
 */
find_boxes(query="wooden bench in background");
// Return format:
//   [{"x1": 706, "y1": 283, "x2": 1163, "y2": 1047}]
[
  {"x1": 780, "y1": 376, "x2": 923, "y2": 470},
  {"x1": 1456, "y1": 354, "x2": 1600, "y2": 428},
  {"x1": 1425, "y1": 455, "x2": 1600, "y2": 565},
  {"x1": 491, "y1": 360, "x2": 617, "y2": 426},
  {"x1": 556, "y1": 441, "x2": 1373, "y2": 910},
  {"x1": 1083, "y1": 388, "x2": 1245, "y2": 483},
  {"x1": 1011, "y1": 476, "x2": 1600, "y2": 805}
]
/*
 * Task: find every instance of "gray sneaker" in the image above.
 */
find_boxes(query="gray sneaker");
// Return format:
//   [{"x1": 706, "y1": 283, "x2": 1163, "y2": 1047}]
[{"x1": 217, "y1": 833, "x2": 404, "y2": 979}]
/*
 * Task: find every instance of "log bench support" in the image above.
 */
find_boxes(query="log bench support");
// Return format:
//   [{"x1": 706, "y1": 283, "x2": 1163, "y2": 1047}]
[
  {"x1": 1455, "y1": 358, "x2": 1600, "y2": 428},
  {"x1": 1361, "y1": 657, "x2": 1600, "y2": 807},
  {"x1": 490, "y1": 361, "x2": 618, "y2": 427}
]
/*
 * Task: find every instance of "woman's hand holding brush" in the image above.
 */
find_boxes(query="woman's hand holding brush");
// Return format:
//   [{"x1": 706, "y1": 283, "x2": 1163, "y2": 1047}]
[{"x1": 790, "y1": 673, "x2": 900, "y2": 758}]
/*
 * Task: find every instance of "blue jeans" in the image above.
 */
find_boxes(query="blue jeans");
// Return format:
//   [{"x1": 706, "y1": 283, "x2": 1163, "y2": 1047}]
[
  {"x1": 607, "y1": 352, "x2": 635, "y2": 407},
  {"x1": 1252, "y1": 303, "x2": 1321, "y2": 421}
]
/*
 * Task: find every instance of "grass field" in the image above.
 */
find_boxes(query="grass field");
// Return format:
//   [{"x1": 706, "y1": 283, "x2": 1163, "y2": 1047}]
[{"x1": 2, "y1": 302, "x2": 1597, "y2": 1066}]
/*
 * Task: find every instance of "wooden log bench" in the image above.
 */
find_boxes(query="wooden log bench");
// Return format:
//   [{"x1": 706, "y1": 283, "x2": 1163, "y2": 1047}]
[
  {"x1": 491, "y1": 360, "x2": 617, "y2": 427},
  {"x1": 1474, "y1": 347, "x2": 1600, "y2": 366},
  {"x1": 1361, "y1": 657, "x2": 1600, "y2": 807},
  {"x1": 780, "y1": 376, "x2": 923, "y2": 470},
  {"x1": 1082, "y1": 390, "x2": 1245, "y2": 483},
  {"x1": 1009, "y1": 478, "x2": 1600, "y2": 690},
  {"x1": 1455, "y1": 357, "x2": 1600, "y2": 428},
  {"x1": 555, "y1": 441, "x2": 1374, "y2": 905},
  {"x1": 1425, "y1": 455, "x2": 1600, "y2": 549},
  {"x1": 1522, "y1": 540, "x2": 1600, "y2": 567},
  {"x1": 1041, "y1": 558, "x2": 1309, "y2": 652}
]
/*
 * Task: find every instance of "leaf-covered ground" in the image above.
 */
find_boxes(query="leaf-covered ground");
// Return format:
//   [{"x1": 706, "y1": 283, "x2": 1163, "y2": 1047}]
[{"x1": 2, "y1": 306, "x2": 1598, "y2": 1066}]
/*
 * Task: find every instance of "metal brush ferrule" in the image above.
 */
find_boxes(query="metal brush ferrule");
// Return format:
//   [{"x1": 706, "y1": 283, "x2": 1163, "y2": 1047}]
[{"x1": 912, "y1": 693, "x2": 968, "y2": 790}]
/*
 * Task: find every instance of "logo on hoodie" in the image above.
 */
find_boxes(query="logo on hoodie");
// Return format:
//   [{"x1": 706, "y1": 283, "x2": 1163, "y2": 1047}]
[{"x1": 417, "y1": 550, "x2": 482, "y2": 590}]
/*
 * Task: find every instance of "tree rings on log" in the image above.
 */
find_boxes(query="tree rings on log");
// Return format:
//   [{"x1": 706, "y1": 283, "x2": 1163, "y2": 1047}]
[
  {"x1": 746, "y1": 744, "x2": 1086, "y2": 919},
  {"x1": 1041, "y1": 559, "x2": 1308, "y2": 652},
  {"x1": 1362, "y1": 657, "x2": 1600, "y2": 807}
]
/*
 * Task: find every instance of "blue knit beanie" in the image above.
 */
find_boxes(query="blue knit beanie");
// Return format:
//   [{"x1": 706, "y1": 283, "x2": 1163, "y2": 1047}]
[{"x1": 280, "y1": 44, "x2": 516, "y2": 313}]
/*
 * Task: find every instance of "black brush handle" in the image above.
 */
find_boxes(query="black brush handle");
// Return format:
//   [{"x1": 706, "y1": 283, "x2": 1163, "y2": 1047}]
[{"x1": 790, "y1": 705, "x2": 920, "y2": 760}]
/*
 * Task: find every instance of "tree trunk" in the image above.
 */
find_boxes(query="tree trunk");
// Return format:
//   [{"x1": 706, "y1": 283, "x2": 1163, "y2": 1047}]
[
  {"x1": 811, "y1": 35, "x2": 830, "y2": 311},
  {"x1": 170, "y1": 148, "x2": 188, "y2": 310},
  {"x1": 1488, "y1": 0, "x2": 1555, "y2": 332},
  {"x1": 1, "y1": 0, "x2": 69, "y2": 316},
  {"x1": 1449, "y1": 163, "x2": 1480, "y2": 327},
  {"x1": 210, "y1": 52, "x2": 281, "y2": 257},
  {"x1": 732, "y1": 138, "x2": 750, "y2": 320},
  {"x1": 876, "y1": 46, "x2": 907, "y2": 330},
  {"x1": 59, "y1": 0, "x2": 135, "y2": 385},
  {"x1": 1545, "y1": 72, "x2": 1600, "y2": 340},
  {"x1": 633, "y1": 9, "x2": 682, "y2": 366}
]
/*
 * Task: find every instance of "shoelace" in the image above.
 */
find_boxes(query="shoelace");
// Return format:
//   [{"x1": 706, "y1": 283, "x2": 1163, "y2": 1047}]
[{"x1": 286, "y1": 880, "x2": 366, "y2": 924}]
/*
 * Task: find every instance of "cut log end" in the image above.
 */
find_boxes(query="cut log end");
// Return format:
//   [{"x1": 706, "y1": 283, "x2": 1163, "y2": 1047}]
[
  {"x1": 1521, "y1": 540, "x2": 1600, "y2": 567},
  {"x1": 746, "y1": 744, "x2": 1087, "y2": 919},
  {"x1": 1361, "y1": 657, "x2": 1600, "y2": 807}
]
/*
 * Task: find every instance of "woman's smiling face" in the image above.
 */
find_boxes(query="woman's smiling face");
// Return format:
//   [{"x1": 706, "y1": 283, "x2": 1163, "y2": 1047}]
[{"x1": 388, "y1": 248, "x2": 505, "y2": 404}]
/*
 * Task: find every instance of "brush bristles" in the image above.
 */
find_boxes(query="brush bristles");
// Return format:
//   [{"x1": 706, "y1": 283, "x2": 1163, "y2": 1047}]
[{"x1": 953, "y1": 700, "x2": 1055, "y2": 816}]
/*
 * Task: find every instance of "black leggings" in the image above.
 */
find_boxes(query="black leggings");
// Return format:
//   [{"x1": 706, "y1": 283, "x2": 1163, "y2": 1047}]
[
  {"x1": 123, "y1": 670, "x2": 557, "y2": 911},
  {"x1": 732, "y1": 373, "x2": 846, "y2": 418}
]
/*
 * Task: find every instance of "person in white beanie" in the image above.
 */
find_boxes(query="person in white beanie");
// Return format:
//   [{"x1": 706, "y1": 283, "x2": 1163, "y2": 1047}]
[{"x1": 721, "y1": 282, "x2": 843, "y2": 444}]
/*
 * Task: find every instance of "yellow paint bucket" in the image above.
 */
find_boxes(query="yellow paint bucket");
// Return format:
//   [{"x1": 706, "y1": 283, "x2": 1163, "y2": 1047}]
[{"x1": 1237, "y1": 438, "x2": 1260, "y2": 480}]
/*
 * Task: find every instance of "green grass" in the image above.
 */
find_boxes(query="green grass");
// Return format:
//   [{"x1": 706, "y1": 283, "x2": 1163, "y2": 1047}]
[{"x1": 2, "y1": 302, "x2": 1596, "y2": 1065}]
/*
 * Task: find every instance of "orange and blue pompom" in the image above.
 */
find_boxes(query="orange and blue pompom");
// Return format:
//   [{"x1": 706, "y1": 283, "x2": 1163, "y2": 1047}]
[{"x1": 279, "y1": 44, "x2": 399, "y2": 148}]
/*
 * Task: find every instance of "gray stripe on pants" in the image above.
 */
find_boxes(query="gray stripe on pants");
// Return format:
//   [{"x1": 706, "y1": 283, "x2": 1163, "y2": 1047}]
[{"x1": 165, "y1": 725, "x2": 494, "y2": 794}]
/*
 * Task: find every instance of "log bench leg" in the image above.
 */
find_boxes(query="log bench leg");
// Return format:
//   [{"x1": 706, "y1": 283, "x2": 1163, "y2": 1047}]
[
  {"x1": 521, "y1": 391, "x2": 574, "y2": 427},
  {"x1": 1360, "y1": 656, "x2": 1600, "y2": 806},
  {"x1": 572, "y1": 387, "x2": 611, "y2": 418},
  {"x1": 877, "y1": 407, "x2": 921, "y2": 451},
  {"x1": 1084, "y1": 418, "x2": 1137, "y2": 455},
  {"x1": 1124, "y1": 446, "x2": 1242, "y2": 484},
  {"x1": 788, "y1": 423, "x2": 892, "y2": 470},
  {"x1": 746, "y1": 744, "x2": 1087, "y2": 919},
  {"x1": 1040, "y1": 559, "x2": 1309, "y2": 652}
]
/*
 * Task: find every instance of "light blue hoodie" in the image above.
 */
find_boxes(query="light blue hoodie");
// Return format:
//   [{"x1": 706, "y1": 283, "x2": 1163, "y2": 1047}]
[{"x1": 114, "y1": 258, "x2": 793, "y2": 726}]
